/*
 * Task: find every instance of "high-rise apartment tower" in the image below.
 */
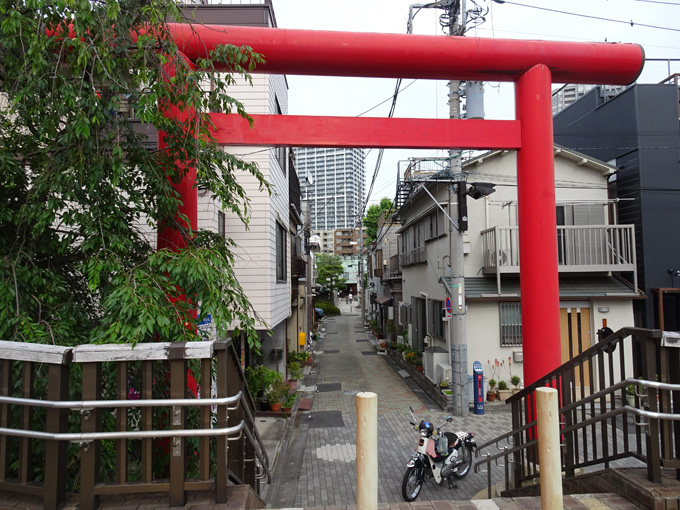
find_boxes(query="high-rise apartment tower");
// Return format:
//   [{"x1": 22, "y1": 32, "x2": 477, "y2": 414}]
[{"x1": 295, "y1": 148, "x2": 366, "y2": 231}]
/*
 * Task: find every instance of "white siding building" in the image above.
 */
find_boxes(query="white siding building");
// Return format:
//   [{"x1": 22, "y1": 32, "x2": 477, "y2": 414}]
[
  {"x1": 186, "y1": 2, "x2": 304, "y2": 376},
  {"x1": 396, "y1": 146, "x2": 640, "y2": 390}
]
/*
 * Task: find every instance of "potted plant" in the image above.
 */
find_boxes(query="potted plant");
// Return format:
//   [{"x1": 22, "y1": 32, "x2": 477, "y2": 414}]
[
  {"x1": 300, "y1": 351, "x2": 312, "y2": 365},
  {"x1": 510, "y1": 375, "x2": 522, "y2": 394},
  {"x1": 368, "y1": 318, "x2": 378, "y2": 335},
  {"x1": 287, "y1": 361, "x2": 302, "y2": 381},
  {"x1": 386, "y1": 319, "x2": 396, "y2": 341},
  {"x1": 497, "y1": 380, "x2": 512, "y2": 401},
  {"x1": 267, "y1": 379, "x2": 290, "y2": 412},
  {"x1": 246, "y1": 365, "x2": 283, "y2": 411},
  {"x1": 487, "y1": 378, "x2": 497, "y2": 401},
  {"x1": 626, "y1": 384, "x2": 636, "y2": 406},
  {"x1": 281, "y1": 392, "x2": 297, "y2": 413}
]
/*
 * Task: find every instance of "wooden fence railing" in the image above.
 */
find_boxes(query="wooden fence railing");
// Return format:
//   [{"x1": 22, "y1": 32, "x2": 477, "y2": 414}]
[{"x1": 0, "y1": 339, "x2": 268, "y2": 510}]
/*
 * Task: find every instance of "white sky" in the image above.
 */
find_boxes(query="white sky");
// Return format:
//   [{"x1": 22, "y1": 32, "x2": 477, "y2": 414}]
[{"x1": 270, "y1": 0, "x2": 680, "y2": 208}]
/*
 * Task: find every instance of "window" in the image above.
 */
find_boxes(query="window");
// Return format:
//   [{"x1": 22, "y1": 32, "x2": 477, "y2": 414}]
[
  {"x1": 500, "y1": 302, "x2": 522, "y2": 346},
  {"x1": 429, "y1": 299, "x2": 444, "y2": 338},
  {"x1": 274, "y1": 98, "x2": 286, "y2": 174},
  {"x1": 218, "y1": 211, "x2": 225, "y2": 238},
  {"x1": 276, "y1": 222, "x2": 287, "y2": 282}
]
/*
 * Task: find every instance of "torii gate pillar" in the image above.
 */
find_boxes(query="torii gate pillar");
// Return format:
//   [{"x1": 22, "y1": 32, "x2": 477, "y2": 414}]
[{"x1": 515, "y1": 64, "x2": 562, "y2": 385}]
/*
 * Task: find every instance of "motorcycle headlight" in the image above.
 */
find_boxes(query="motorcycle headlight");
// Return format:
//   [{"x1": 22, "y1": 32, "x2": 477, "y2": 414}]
[{"x1": 420, "y1": 429, "x2": 428, "y2": 437}]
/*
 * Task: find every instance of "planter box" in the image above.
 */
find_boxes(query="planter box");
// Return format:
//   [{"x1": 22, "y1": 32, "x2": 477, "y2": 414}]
[{"x1": 497, "y1": 389, "x2": 512, "y2": 402}]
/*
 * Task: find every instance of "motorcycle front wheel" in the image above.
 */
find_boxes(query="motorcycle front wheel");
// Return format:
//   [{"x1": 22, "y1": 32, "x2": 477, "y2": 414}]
[
  {"x1": 401, "y1": 466, "x2": 423, "y2": 501},
  {"x1": 452, "y1": 446, "x2": 472, "y2": 479}
]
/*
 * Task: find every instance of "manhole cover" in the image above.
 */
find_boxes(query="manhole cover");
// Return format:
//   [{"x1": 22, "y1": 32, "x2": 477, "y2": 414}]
[
  {"x1": 307, "y1": 410, "x2": 344, "y2": 428},
  {"x1": 316, "y1": 383, "x2": 341, "y2": 392}
]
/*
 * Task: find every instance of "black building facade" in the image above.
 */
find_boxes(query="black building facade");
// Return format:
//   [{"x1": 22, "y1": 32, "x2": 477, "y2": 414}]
[{"x1": 554, "y1": 82, "x2": 680, "y2": 330}]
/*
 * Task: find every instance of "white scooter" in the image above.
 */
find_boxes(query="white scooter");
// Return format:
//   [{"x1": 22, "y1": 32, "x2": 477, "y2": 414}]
[{"x1": 402, "y1": 406, "x2": 476, "y2": 502}]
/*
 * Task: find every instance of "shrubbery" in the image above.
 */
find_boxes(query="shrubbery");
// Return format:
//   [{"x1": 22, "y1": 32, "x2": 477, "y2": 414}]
[{"x1": 316, "y1": 301, "x2": 341, "y2": 316}]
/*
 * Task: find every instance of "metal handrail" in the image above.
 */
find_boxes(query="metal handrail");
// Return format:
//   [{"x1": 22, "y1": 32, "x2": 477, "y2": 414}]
[
  {"x1": 474, "y1": 378, "x2": 680, "y2": 498},
  {"x1": 0, "y1": 386, "x2": 273, "y2": 484},
  {"x1": 0, "y1": 392, "x2": 242, "y2": 409},
  {"x1": 0, "y1": 421, "x2": 245, "y2": 443}
]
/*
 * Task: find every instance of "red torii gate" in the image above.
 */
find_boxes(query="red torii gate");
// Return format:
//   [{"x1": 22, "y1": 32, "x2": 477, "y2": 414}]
[{"x1": 165, "y1": 24, "x2": 644, "y2": 387}]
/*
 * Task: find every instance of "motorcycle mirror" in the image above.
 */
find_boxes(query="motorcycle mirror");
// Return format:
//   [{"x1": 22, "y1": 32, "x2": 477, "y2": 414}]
[
  {"x1": 409, "y1": 406, "x2": 414, "y2": 413},
  {"x1": 446, "y1": 416, "x2": 453, "y2": 422}
]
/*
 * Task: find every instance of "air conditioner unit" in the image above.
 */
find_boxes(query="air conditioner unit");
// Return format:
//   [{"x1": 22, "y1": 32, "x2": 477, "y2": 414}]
[
  {"x1": 436, "y1": 363, "x2": 452, "y2": 386},
  {"x1": 424, "y1": 348, "x2": 448, "y2": 383}
]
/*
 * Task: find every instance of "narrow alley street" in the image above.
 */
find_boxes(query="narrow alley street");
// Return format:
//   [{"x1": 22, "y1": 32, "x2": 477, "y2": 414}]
[{"x1": 266, "y1": 302, "x2": 514, "y2": 507}]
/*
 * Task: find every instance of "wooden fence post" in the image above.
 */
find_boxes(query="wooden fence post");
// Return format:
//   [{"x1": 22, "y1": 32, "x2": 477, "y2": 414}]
[
  {"x1": 44, "y1": 362, "x2": 69, "y2": 510},
  {"x1": 215, "y1": 345, "x2": 228, "y2": 503},
  {"x1": 80, "y1": 362, "x2": 101, "y2": 510},
  {"x1": 356, "y1": 392, "x2": 377, "y2": 510},
  {"x1": 536, "y1": 387, "x2": 563, "y2": 510},
  {"x1": 169, "y1": 354, "x2": 187, "y2": 507}
]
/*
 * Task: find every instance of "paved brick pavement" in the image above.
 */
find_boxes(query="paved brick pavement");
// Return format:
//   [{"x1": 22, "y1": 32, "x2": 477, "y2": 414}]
[
  {"x1": 265, "y1": 302, "x2": 650, "y2": 510},
  {"x1": 265, "y1": 493, "x2": 640, "y2": 509},
  {"x1": 267, "y1": 305, "x2": 518, "y2": 508}
]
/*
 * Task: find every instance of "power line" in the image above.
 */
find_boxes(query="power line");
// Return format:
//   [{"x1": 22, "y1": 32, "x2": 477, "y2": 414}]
[
  {"x1": 299, "y1": 80, "x2": 415, "y2": 233},
  {"x1": 356, "y1": 80, "x2": 418, "y2": 117},
  {"x1": 472, "y1": 24, "x2": 680, "y2": 51},
  {"x1": 491, "y1": 1, "x2": 680, "y2": 33},
  {"x1": 632, "y1": 0, "x2": 680, "y2": 5}
]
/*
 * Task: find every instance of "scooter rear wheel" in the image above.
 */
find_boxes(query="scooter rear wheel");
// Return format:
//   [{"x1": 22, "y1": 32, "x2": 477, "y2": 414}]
[
  {"x1": 452, "y1": 446, "x2": 472, "y2": 479},
  {"x1": 401, "y1": 466, "x2": 423, "y2": 501}
]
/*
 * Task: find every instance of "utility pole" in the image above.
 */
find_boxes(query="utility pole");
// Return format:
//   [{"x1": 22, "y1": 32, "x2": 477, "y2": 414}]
[
  {"x1": 305, "y1": 200, "x2": 313, "y2": 351},
  {"x1": 407, "y1": 0, "x2": 475, "y2": 416},
  {"x1": 447, "y1": 0, "x2": 469, "y2": 417},
  {"x1": 360, "y1": 218, "x2": 366, "y2": 325}
]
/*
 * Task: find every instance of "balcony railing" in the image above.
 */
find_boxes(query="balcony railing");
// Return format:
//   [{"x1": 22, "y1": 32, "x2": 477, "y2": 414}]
[
  {"x1": 481, "y1": 224, "x2": 636, "y2": 276},
  {"x1": 399, "y1": 246, "x2": 426, "y2": 267}
]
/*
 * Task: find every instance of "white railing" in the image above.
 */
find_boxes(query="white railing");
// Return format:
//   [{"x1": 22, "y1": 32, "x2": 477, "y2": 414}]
[{"x1": 481, "y1": 225, "x2": 636, "y2": 274}]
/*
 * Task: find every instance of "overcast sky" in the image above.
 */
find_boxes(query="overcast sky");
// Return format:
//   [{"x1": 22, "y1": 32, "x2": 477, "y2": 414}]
[{"x1": 270, "y1": 0, "x2": 680, "y2": 209}]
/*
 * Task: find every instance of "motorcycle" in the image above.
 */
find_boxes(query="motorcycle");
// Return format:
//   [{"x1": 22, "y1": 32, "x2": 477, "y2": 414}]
[{"x1": 401, "y1": 406, "x2": 476, "y2": 502}]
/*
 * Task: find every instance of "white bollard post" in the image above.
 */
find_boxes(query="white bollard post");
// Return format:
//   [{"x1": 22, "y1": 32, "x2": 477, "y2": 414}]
[
  {"x1": 536, "y1": 387, "x2": 563, "y2": 510},
  {"x1": 356, "y1": 392, "x2": 378, "y2": 510}
]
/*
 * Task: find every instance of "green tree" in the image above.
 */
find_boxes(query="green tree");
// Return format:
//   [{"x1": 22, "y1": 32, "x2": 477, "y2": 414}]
[
  {"x1": 316, "y1": 254, "x2": 347, "y2": 304},
  {"x1": 363, "y1": 197, "x2": 394, "y2": 243},
  {"x1": 0, "y1": 0, "x2": 270, "y2": 348}
]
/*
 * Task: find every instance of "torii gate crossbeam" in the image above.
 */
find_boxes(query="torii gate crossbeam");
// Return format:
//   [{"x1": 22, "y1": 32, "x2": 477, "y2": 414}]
[{"x1": 165, "y1": 23, "x2": 643, "y2": 389}]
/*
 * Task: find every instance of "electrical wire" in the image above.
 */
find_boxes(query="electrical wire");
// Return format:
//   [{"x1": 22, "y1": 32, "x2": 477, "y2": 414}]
[
  {"x1": 632, "y1": 0, "x2": 680, "y2": 5},
  {"x1": 491, "y1": 1, "x2": 680, "y2": 33},
  {"x1": 301, "y1": 5, "x2": 427, "y2": 238},
  {"x1": 298, "y1": 81, "x2": 419, "y2": 234},
  {"x1": 355, "y1": 80, "x2": 418, "y2": 117},
  {"x1": 472, "y1": 24, "x2": 680, "y2": 51}
]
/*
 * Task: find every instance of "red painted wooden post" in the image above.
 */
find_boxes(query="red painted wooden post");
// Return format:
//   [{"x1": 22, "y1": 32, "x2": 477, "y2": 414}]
[
  {"x1": 515, "y1": 64, "x2": 563, "y2": 386},
  {"x1": 157, "y1": 52, "x2": 198, "y2": 254}
]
